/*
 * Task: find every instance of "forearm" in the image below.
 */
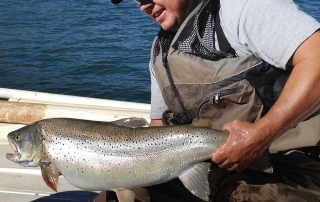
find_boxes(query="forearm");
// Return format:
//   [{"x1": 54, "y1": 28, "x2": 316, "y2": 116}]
[
  {"x1": 257, "y1": 65, "x2": 320, "y2": 144},
  {"x1": 257, "y1": 31, "x2": 320, "y2": 144}
]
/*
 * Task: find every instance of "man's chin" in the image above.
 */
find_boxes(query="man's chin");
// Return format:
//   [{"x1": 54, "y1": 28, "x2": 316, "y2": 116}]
[{"x1": 160, "y1": 23, "x2": 179, "y2": 32}]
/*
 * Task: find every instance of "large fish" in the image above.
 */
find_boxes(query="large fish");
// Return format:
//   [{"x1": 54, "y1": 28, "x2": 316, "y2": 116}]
[{"x1": 5, "y1": 118, "x2": 268, "y2": 202}]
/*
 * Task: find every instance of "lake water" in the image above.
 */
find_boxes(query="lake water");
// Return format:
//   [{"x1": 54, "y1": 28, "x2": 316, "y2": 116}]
[{"x1": 0, "y1": 0, "x2": 319, "y2": 103}]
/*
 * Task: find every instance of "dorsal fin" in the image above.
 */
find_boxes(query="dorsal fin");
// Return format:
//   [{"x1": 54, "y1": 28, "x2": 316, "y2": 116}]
[{"x1": 111, "y1": 117, "x2": 149, "y2": 128}]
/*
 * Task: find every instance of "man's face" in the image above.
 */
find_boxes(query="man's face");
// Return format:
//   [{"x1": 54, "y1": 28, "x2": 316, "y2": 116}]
[{"x1": 139, "y1": 0, "x2": 191, "y2": 32}]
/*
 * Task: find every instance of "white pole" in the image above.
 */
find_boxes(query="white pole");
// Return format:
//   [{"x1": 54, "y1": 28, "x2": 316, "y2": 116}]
[
  {"x1": 0, "y1": 101, "x2": 150, "y2": 125},
  {"x1": 0, "y1": 88, "x2": 150, "y2": 111}
]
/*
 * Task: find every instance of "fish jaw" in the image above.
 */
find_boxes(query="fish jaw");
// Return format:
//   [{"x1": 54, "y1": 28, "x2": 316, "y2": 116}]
[
  {"x1": 6, "y1": 138, "x2": 23, "y2": 162},
  {"x1": 6, "y1": 151, "x2": 21, "y2": 162}
]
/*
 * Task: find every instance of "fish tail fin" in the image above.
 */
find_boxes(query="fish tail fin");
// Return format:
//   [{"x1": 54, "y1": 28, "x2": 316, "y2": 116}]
[
  {"x1": 179, "y1": 162, "x2": 211, "y2": 201},
  {"x1": 40, "y1": 162, "x2": 60, "y2": 192}
]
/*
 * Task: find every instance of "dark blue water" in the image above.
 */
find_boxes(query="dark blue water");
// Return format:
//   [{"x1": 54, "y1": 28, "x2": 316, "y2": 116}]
[{"x1": 0, "y1": 0, "x2": 319, "y2": 103}]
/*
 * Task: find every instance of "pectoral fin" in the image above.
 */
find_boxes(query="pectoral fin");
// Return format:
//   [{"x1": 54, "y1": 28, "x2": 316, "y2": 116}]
[
  {"x1": 40, "y1": 162, "x2": 60, "y2": 192},
  {"x1": 179, "y1": 162, "x2": 211, "y2": 201},
  {"x1": 115, "y1": 189, "x2": 136, "y2": 202}
]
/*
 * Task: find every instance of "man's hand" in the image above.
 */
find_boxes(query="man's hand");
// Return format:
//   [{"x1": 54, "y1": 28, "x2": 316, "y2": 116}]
[{"x1": 212, "y1": 120, "x2": 272, "y2": 172}]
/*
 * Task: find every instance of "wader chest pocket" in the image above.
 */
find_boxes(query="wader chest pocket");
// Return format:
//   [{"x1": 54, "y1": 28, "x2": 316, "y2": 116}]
[{"x1": 197, "y1": 79, "x2": 264, "y2": 130}]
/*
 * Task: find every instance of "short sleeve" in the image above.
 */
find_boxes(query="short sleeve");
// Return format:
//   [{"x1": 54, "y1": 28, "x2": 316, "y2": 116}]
[
  {"x1": 220, "y1": 0, "x2": 320, "y2": 69},
  {"x1": 149, "y1": 61, "x2": 168, "y2": 119}
]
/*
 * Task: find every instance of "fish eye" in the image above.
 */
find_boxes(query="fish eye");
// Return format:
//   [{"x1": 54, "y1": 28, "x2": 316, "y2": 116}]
[{"x1": 15, "y1": 134, "x2": 21, "y2": 141}]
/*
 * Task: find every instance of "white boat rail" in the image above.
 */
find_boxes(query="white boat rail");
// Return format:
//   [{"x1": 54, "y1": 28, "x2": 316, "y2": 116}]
[{"x1": 0, "y1": 87, "x2": 150, "y2": 111}]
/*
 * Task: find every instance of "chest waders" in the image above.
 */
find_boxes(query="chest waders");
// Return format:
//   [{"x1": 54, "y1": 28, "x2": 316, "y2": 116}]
[{"x1": 151, "y1": 0, "x2": 320, "y2": 154}]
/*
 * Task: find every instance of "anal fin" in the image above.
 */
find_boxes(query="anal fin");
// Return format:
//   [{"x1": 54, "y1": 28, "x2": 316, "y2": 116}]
[
  {"x1": 178, "y1": 162, "x2": 211, "y2": 201},
  {"x1": 131, "y1": 188, "x2": 150, "y2": 202},
  {"x1": 115, "y1": 189, "x2": 136, "y2": 202}
]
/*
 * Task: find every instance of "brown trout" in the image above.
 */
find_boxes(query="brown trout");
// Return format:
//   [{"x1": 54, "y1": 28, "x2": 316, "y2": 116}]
[{"x1": 6, "y1": 118, "x2": 231, "y2": 201}]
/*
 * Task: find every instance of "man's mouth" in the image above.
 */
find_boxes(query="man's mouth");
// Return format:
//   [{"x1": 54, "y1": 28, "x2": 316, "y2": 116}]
[{"x1": 152, "y1": 9, "x2": 165, "y2": 22}]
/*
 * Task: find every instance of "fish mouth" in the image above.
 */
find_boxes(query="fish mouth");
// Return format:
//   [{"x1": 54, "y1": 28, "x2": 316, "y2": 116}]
[
  {"x1": 6, "y1": 139, "x2": 21, "y2": 161},
  {"x1": 6, "y1": 152, "x2": 21, "y2": 161}
]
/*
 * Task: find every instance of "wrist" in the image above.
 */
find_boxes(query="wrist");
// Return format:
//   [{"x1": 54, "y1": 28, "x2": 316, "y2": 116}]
[{"x1": 254, "y1": 117, "x2": 280, "y2": 146}]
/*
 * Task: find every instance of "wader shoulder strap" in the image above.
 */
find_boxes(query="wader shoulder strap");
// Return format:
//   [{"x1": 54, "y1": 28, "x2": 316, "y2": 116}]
[
  {"x1": 159, "y1": 29, "x2": 195, "y2": 124},
  {"x1": 211, "y1": 0, "x2": 236, "y2": 55},
  {"x1": 250, "y1": 67, "x2": 288, "y2": 89}
]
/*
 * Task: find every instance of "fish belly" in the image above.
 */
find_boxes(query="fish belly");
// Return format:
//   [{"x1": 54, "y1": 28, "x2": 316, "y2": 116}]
[{"x1": 47, "y1": 142, "x2": 213, "y2": 191}]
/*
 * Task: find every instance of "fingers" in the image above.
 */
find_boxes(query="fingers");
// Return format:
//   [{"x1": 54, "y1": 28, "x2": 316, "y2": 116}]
[
  {"x1": 211, "y1": 145, "x2": 227, "y2": 163},
  {"x1": 212, "y1": 150, "x2": 236, "y2": 171},
  {"x1": 219, "y1": 158, "x2": 231, "y2": 168},
  {"x1": 212, "y1": 143, "x2": 237, "y2": 171},
  {"x1": 216, "y1": 160, "x2": 246, "y2": 172},
  {"x1": 213, "y1": 155, "x2": 252, "y2": 172},
  {"x1": 212, "y1": 147, "x2": 251, "y2": 172},
  {"x1": 213, "y1": 120, "x2": 259, "y2": 173},
  {"x1": 215, "y1": 157, "x2": 238, "y2": 172}
]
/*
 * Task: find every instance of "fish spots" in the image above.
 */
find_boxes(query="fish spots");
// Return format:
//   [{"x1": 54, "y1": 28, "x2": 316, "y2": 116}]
[
  {"x1": 39, "y1": 118, "x2": 226, "y2": 184},
  {"x1": 76, "y1": 167, "x2": 85, "y2": 174}
]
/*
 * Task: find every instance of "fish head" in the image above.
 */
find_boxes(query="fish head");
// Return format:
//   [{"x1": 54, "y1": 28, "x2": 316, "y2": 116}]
[{"x1": 6, "y1": 123, "x2": 43, "y2": 167}]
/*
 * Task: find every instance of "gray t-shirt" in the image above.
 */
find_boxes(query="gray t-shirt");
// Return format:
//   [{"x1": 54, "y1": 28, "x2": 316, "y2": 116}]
[{"x1": 149, "y1": 0, "x2": 320, "y2": 119}]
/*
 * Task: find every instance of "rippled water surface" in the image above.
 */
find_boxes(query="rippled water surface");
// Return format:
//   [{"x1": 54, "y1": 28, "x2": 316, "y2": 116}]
[{"x1": 0, "y1": 0, "x2": 319, "y2": 103}]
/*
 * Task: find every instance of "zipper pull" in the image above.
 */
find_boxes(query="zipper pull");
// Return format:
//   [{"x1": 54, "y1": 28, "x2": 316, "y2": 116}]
[{"x1": 209, "y1": 92, "x2": 225, "y2": 109}]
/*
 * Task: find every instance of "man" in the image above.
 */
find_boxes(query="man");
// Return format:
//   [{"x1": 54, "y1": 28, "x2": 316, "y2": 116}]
[{"x1": 111, "y1": 0, "x2": 320, "y2": 201}]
